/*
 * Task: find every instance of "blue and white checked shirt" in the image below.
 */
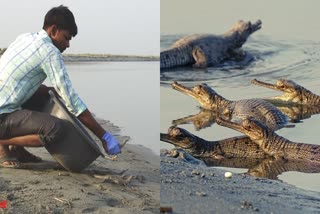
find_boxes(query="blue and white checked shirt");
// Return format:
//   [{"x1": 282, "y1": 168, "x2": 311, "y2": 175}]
[{"x1": 0, "y1": 30, "x2": 87, "y2": 116}]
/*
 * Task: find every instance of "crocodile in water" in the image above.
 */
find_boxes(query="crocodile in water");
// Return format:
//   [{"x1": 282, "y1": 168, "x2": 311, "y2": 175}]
[
  {"x1": 171, "y1": 81, "x2": 288, "y2": 131},
  {"x1": 161, "y1": 20, "x2": 262, "y2": 70}
]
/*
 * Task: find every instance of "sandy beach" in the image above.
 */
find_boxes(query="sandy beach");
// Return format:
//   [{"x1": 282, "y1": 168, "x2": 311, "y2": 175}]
[
  {"x1": 160, "y1": 150, "x2": 320, "y2": 214},
  {"x1": 0, "y1": 119, "x2": 160, "y2": 214}
]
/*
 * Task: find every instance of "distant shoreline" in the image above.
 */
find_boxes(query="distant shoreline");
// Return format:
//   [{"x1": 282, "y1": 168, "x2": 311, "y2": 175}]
[
  {"x1": 0, "y1": 53, "x2": 159, "y2": 62},
  {"x1": 64, "y1": 54, "x2": 159, "y2": 62}
]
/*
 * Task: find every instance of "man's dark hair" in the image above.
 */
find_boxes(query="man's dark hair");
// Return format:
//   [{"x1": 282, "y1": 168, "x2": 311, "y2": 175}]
[{"x1": 43, "y1": 5, "x2": 77, "y2": 36}]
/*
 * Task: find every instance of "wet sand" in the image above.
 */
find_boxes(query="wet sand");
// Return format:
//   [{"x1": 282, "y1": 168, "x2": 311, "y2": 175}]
[
  {"x1": 0, "y1": 120, "x2": 160, "y2": 214},
  {"x1": 160, "y1": 150, "x2": 320, "y2": 214}
]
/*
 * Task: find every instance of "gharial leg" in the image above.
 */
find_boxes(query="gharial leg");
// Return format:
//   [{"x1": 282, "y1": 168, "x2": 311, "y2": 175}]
[
  {"x1": 228, "y1": 49, "x2": 250, "y2": 62},
  {"x1": 164, "y1": 148, "x2": 205, "y2": 165},
  {"x1": 192, "y1": 46, "x2": 208, "y2": 68}
]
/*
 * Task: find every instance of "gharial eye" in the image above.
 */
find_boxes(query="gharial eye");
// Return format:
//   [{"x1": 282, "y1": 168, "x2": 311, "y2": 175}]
[
  {"x1": 244, "y1": 122, "x2": 252, "y2": 129},
  {"x1": 277, "y1": 81, "x2": 285, "y2": 88},
  {"x1": 172, "y1": 128, "x2": 181, "y2": 136}
]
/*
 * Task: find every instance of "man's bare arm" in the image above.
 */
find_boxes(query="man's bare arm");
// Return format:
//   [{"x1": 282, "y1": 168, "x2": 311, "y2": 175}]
[{"x1": 77, "y1": 109, "x2": 109, "y2": 153}]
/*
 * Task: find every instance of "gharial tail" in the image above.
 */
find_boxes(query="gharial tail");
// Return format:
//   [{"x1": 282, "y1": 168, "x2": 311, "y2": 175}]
[{"x1": 160, "y1": 46, "x2": 193, "y2": 70}]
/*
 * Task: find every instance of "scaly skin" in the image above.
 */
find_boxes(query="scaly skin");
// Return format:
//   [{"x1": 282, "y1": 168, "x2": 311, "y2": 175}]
[
  {"x1": 171, "y1": 104, "x2": 320, "y2": 130},
  {"x1": 274, "y1": 103, "x2": 320, "y2": 123},
  {"x1": 160, "y1": 126, "x2": 268, "y2": 159},
  {"x1": 251, "y1": 79, "x2": 320, "y2": 105},
  {"x1": 216, "y1": 117, "x2": 320, "y2": 162},
  {"x1": 203, "y1": 157, "x2": 320, "y2": 180},
  {"x1": 172, "y1": 108, "x2": 217, "y2": 131},
  {"x1": 161, "y1": 127, "x2": 320, "y2": 179},
  {"x1": 160, "y1": 20, "x2": 262, "y2": 70},
  {"x1": 171, "y1": 81, "x2": 288, "y2": 131},
  {"x1": 247, "y1": 158, "x2": 320, "y2": 179}
]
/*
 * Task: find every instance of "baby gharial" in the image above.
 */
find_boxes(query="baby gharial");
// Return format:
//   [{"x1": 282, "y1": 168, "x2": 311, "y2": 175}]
[
  {"x1": 161, "y1": 126, "x2": 268, "y2": 159},
  {"x1": 171, "y1": 81, "x2": 288, "y2": 131},
  {"x1": 251, "y1": 79, "x2": 320, "y2": 105},
  {"x1": 216, "y1": 117, "x2": 320, "y2": 162}
]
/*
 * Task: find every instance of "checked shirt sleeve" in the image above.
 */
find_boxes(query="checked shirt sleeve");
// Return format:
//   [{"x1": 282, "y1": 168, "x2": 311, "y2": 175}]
[{"x1": 42, "y1": 51, "x2": 87, "y2": 116}]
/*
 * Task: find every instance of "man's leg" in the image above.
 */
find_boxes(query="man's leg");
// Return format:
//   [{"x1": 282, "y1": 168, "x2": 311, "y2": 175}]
[
  {"x1": 9, "y1": 146, "x2": 42, "y2": 163},
  {"x1": 0, "y1": 110, "x2": 67, "y2": 165},
  {"x1": 14, "y1": 88, "x2": 51, "y2": 162},
  {"x1": 0, "y1": 135, "x2": 42, "y2": 147},
  {"x1": 0, "y1": 135, "x2": 43, "y2": 163}
]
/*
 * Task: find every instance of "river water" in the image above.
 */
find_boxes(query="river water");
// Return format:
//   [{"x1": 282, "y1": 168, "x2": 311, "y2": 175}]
[
  {"x1": 64, "y1": 61, "x2": 159, "y2": 155},
  {"x1": 161, "y1": 1, "x2": 320, "y2": 192}
]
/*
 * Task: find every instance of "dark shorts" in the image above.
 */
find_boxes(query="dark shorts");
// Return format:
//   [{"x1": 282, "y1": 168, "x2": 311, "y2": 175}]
[{"x1": 0, "y1": 94, "x2": 67, "y2": 145}]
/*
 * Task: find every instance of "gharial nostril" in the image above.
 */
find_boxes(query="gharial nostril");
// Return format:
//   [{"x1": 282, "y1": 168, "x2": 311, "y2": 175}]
[
  {"x1": 172, "y1": 127, "x2": 181, "y2": 135},
  {"x1": 168, "y1": 126, "x2": 176, "y2": 133}
]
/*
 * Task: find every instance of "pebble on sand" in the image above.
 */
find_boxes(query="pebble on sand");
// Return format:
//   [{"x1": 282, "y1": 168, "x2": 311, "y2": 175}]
[{"x1": 224, "y1": 172, "x2": 233, "y2": 178}]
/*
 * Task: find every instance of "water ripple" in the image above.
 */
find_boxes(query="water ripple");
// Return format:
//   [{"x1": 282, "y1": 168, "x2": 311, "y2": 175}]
[{"x1": 160, "y1": 35, "x2": 320, "y2": 84}]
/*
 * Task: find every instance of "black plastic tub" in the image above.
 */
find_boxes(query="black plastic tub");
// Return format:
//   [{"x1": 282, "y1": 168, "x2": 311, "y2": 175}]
[{"x1": 41, "y1": 91, "x2": 104, "y2": 172}]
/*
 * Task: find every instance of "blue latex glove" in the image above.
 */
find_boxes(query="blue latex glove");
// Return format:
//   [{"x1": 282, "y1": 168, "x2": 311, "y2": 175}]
[{"x1": 102, "y1": 132, "x2": 121, "y2": 155}]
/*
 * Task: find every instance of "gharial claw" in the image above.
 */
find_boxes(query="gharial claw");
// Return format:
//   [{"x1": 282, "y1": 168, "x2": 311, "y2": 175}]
[{"x1": 166, "y1": 149, "x2": 205, "y2": 165}]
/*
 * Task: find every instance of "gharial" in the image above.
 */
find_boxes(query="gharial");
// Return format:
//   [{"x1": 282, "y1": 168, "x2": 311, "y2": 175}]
[
  {"x1": 172, "y1": 100, "x2": 320, "y2": 128},
  {"x1": 161, "y1": 126, "x2": 267, "y2": 159},
  {"x1": 251, "y1": 79, "x2": 320, "y2": 106},
  {"x1": 160, "y1": 20, "x2": 261, "y2": 70},
  {"x1": 171, "y1": 81, "x2": 288, "y2": 131},
  {"x1": 160, "y1": 126, "x2": 320, "y2": 179},
  {"x1": 216, "y1": 117, "x2": 320, "y2": 163}
]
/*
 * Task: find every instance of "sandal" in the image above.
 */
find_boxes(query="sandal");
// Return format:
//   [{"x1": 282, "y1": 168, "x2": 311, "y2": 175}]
[{"x1": 0, "y1": 157, "x2": 21, "y2": 168}]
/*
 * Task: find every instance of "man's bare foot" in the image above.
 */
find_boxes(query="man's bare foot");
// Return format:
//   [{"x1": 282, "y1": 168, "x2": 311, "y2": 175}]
[
  {"x1": 0, "y1": 145, "x2": 20, "y2": 168},
  {"x1": 0, "y1": 157, "x2": 21, "y2": 168},
  {"x1": 9, "y1": 146, "x2": 42, "y2": 163}
]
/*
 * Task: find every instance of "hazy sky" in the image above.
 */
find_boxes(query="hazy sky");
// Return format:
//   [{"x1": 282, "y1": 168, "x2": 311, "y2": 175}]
[
  {"x1": 0, "y1": 0, "x2": 159, "y2": 55},
  {"x1": 161, "y1": 0, "x2": 320, "y2": 42}
]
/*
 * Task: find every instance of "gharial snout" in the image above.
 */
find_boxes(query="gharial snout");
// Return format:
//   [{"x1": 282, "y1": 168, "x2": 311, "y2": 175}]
[
  {"x1": 160, "y1": 126, "x2": 197, "y2": 149},
  {"x1": 171, "y1": 81, "x2": 200, "y2": 100},
  {"x1": 251, "y1": 20, "x2": 262, "y2": 33}
]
